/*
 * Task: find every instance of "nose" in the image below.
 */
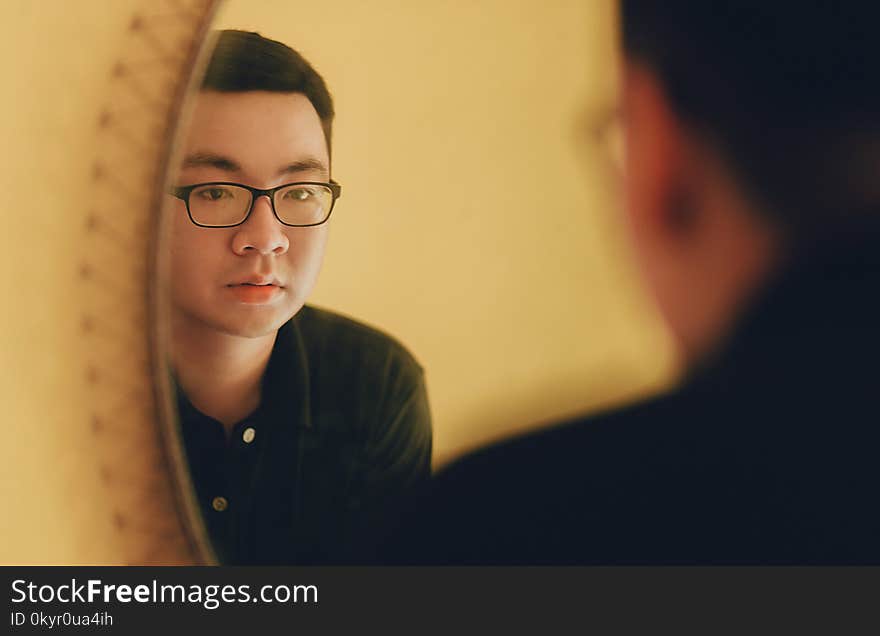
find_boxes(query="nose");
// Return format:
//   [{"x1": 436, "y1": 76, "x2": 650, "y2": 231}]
[{"x1": 231, "y1": 195, "x2": 289, "y2": 256}]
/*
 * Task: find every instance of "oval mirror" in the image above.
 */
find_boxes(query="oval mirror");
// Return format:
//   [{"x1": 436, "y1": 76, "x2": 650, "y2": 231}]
[{"x1": 2, "y1": 0, "x2": 671, "y2": 565}]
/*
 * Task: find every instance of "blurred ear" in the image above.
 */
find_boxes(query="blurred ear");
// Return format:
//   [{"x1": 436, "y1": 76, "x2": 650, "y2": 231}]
[{"x1": 622, "y1": 61, "x2": 691, "y2": 238}]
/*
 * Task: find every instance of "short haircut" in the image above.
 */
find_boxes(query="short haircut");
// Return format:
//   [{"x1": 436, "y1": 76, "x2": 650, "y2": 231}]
[
  {"x1": 621, "y1": 1, "x2": 880, "y2": 244},
  {"x1": 201, "y1": 29, "x2": 335, "y2": 156}
]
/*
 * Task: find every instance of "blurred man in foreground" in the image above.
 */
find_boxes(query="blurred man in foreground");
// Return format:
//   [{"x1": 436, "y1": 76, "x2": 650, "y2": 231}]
[{"x1": 393, "y1": 1, "x2": 880, "y2": 563}]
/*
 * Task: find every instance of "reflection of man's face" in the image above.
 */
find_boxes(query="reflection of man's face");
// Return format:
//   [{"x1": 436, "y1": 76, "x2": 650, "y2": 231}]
[{"x1": 169, "y1": 91, "x2": 331, "y2": 339}]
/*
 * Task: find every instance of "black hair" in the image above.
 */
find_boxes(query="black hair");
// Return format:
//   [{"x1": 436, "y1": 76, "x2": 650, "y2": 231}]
[
  {"x1": 621, "y1": 1, "x2": 880, "y2": 242},
  {"x1": 201, "y1": 29, "x2": 335, "y2": 154}
]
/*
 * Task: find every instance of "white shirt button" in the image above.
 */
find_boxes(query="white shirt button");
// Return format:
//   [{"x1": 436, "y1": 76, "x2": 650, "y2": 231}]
[{"x1": 242, "y1": 427, "x2": 256, "y2": 444}]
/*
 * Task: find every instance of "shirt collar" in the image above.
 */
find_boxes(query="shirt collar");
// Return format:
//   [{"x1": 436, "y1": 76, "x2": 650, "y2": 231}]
[
  {"x1": 260, "y1": 316, "x2": 313, "y2": 429},
  {"x1": 171, "y1": 315, "x2": 313, "y2": 431}
]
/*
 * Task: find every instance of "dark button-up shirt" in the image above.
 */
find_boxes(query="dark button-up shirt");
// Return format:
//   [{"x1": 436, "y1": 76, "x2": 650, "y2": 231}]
[
  {"x1": 391, "y1": 232, "x2": 880, "y2": 564},
  {"x1": 177, "y1": 305, "x2": 432, "y2": 564}
]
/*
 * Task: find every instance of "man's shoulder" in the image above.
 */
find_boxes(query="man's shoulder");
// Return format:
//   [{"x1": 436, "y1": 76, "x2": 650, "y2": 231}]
[
  {"x1": 392, "y1": 393, "x2": 689, "y2": 563},
  {"x1": 406, "y1": 351, "x2": 879, "y2": 563},
  {"x1": 402, "y1": 387, "x2": 753, "y2": 563},
  {"x1": 292, "y1": 304, "x2": 424, "y2": 379},
  {"x1": 286, "y1": 306, "x2": 430, "y2": 453},
  {"x1": 438, "y1": 389, "x2": 690, "y2": 487}
]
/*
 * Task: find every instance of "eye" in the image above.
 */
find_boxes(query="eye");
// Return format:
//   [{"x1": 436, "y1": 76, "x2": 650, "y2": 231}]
[
  {"x1": 195, "y1": 186, "x2": 234, "y2": 201},
  {"x1": 282, "y1": 186, "x2": 315, "y2": 201}
]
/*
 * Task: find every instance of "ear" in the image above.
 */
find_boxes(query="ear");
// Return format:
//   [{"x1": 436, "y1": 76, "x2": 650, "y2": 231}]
[{"x1": 622, "y1": 61, "x2": 692, "y2": 238}]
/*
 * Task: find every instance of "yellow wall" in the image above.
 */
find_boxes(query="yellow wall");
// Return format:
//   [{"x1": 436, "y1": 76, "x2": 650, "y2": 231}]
[
  {"x1": 212, "y1": 0, "x2": 673, "y2": 465},
  {"x1": 1, "y1": 0, "x2": 673, "y2": 563}
]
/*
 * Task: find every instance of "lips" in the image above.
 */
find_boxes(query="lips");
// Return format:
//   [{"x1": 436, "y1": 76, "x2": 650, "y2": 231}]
[
  {"x1": 227, "y1": 275, "x2": 283, "y2": 288},
  {"x1": 226, "y1": 277, "x2": 284, "y2": 304}
]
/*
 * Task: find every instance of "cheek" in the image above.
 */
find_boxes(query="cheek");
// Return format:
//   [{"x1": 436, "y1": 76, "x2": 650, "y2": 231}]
[
  {"x1": 622, "y1": 180, "x2": 655, "y2": 281},
  {"x1": 623, "y1": 143, "x2": 668, "y2": 301},
  {"x1": 622, "y1": 184, "x2": 679, "y2": 331},
  {"x1": 169, "y1": 226, "x2": 200, "y2": 276},
  {"x1": 626, "y1": 219, "x2": 685, "y2": 345},
  {"x1": 167, "y1": 220, "x2": 227, "y2": 296},
  {"x1": 285, "y1": 227, "x2": 328, "y2": 283}
]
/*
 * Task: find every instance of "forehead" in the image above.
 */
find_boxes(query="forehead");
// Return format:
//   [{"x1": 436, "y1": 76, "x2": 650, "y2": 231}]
[{"x1": 180, "y1": 90, "x2": 329, "y2": 180}]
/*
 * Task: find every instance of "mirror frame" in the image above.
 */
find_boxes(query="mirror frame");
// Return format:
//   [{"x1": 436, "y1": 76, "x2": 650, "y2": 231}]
[{"x1": 82, "y1": 0, "x2": 222, "y2": 564}]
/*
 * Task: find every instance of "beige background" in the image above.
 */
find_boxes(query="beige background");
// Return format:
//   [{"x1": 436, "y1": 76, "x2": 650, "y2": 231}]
[{"x1": 1, "y1": 0, "x2": 672, "y2": 563}]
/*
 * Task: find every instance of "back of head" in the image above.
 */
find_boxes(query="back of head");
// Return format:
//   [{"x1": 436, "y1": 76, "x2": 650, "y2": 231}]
[
  {"x1": 201, "y1": 29, "x2": 335, "y2": 154},
  {"x1": 621, "y1": 1, "x2": 880, "y2": 249}
]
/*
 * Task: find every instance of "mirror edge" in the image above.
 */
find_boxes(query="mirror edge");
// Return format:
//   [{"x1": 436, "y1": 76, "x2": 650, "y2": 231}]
[{"x1": 151, "y1": 1, "x2": 225, "y2": 565}]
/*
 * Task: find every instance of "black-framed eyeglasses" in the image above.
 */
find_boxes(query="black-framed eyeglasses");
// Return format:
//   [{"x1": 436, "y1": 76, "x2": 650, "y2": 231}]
[{"x1": 168, "y1": 180, "x2": 342, "y2": 228}]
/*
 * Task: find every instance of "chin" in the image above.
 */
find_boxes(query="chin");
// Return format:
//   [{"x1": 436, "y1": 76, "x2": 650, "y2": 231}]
[
  {"x1": 173, "y1": 293, "x2": 307, "y2": 339},
  {"x1": 218, "y1": 323, "x2": 278, "y2": 339},
  {"x1": 223, "y1": 301, "x2": 306, "y2": 338}
]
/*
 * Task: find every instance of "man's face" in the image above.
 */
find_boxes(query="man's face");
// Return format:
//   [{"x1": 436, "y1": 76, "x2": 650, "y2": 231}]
[{"x1": 168, "y1": 90, "x2": 331, "y2": 339}]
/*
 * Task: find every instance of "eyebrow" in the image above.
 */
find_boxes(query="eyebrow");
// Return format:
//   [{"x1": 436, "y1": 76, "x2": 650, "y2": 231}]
[
  {"x1": 277, "y1": 157, "x2": 329, "y2": 176},
  {"x1": 182, "y1": 152, "x2": 240, "y2": 171},
  {"x1": 182, "y1": 152, "x2": 329, "y2": 177}
]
